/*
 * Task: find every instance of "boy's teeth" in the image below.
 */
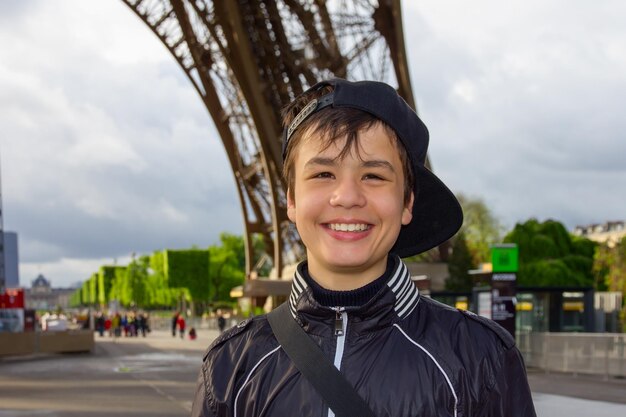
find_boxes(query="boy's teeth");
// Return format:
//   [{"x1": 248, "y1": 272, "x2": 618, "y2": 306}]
[{"x1": 329, "y1": 223, "x2": 369, "y2": 232}]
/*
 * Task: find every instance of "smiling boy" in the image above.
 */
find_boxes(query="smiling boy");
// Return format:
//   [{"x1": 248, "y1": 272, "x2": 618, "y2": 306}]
[
  {"x1": 287, "y1": 122, "x2": 413, "y2": 290},
  {"x1": 192, "y1": 79, "x2": 536, "y2": 417}
]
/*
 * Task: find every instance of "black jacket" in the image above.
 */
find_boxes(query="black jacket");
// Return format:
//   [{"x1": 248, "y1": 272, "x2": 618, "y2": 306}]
[{"x1": 192, "y1": 258, "x2": 536, "y2": 417}]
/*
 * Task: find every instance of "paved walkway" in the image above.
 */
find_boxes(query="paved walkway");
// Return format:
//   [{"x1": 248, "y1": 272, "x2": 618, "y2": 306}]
[
  {"x1": 533, "y1": 392, "x2": 626, "y2": 417},
  {"x1": 527, "y1": 368, "x2": 626, "y2": 405},
  {"x1": 0, "y1": 329, "x2": 625, "y2": 416},
  {"x1": 0, "y1": 329, "x2": 219, "y2": 417},
  {"x1": 528, "y1": 368, "x2": 626, "y2": 416}
]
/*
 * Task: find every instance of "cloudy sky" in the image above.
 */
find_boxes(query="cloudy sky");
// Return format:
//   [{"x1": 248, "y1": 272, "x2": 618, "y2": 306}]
[{"x1": 1, "y1": 1, "x2": 624, "y2": 288}]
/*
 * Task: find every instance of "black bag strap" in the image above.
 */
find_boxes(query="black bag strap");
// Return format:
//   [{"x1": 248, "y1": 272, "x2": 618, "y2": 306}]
[{"x1": 267, "y1": 303, "x2": 376, "y2": 417}]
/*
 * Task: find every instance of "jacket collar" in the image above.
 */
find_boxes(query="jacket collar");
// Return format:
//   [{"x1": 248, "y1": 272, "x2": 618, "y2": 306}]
[{"x1": 287, "y1": 256, "x2": 420, "y2": 332}]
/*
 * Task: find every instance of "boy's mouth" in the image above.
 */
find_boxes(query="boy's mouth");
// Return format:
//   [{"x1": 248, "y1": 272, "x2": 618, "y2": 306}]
[{"x1": 326, "y1": 223, "x2": 371, "y2": 232}]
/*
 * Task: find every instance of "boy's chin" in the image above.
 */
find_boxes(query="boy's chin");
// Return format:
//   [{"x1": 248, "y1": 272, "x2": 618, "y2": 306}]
[{"x1": 314, "y1": 253, "x2": 388, "y2": 274}]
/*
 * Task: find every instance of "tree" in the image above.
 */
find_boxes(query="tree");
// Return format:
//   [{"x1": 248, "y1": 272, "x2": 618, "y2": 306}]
[
  {"x1": 126, "y1": 255, "x2": 149, "y2": 308},
  {"x1": 219, "y1": 232, "x2": 246, "y2": 270},
  {"x1": 503, "y1": 219, "x2": 596, "y2": 287},
  {"x1": 147, "y1": 252, "x2": 180, "y2": 308},
  {"x1": 81, "y1": 233, "x2": 259, "y2": 312},
  {"x1": 456, "y1": 194, "x2": 503, "y2": 265},
  {"x1": 446, "y1": 232, "x2": 475, "y2": 292},
  {"x1": 208, "y1": 233, "x2": 247, "y2": 303},
  {"x1": 165, "y1": 249, "x2": 212, "y2": 302},
  {"x1": 592, "y1": 236, "x2": 626, "y2": 331},
  {"x1": 593, "y1": 236, "x2": 626, "y2": 293},
  {"x1": 108, "y1": 266, "x2": 129, "y2": 306}
]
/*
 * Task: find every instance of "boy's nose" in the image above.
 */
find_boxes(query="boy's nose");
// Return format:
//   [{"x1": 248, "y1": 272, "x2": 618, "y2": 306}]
[{"x1": 329, "y1": 177, "x2": 366, "y2": 208}]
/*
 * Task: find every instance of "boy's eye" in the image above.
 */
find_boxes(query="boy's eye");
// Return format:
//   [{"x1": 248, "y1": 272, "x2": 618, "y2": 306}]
[
  {"x1": 312, "y1": 172, "x2": 334, "y2": 179},
  {"x1": 363, "y1": 173, "x2": 385, "y2": 181}
]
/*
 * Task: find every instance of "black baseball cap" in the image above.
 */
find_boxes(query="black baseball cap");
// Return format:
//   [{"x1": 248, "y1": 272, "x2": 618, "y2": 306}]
[{"x1": 282, "y1": 78, "x2": 463, "y2": 257}]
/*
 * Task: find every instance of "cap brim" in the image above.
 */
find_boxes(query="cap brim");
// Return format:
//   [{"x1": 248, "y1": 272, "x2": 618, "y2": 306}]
[{"x1": 391, "y1": 165, "x2": 463, "y2": 258}]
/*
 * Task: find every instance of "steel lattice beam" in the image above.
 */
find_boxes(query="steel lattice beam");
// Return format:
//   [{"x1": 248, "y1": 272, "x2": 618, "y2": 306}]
[{"x1": 121, "y1": 0, "x2": 429, "y2": 278}]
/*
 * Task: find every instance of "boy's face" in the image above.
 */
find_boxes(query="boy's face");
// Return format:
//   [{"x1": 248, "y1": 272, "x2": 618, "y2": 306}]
[{"x1": 287, "y1": 123, "x2": 414, "y2": 289}]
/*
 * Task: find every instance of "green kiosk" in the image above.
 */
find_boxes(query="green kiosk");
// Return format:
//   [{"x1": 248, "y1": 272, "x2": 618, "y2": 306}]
[{"x1": 491, "y1": 244, "x2": 518, "y2": 338}]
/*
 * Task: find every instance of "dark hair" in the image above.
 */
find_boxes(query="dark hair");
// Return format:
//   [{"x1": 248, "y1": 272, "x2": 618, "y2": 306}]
[{"x1": 281, "y1": 86, "x2": 414, "y2": 203}]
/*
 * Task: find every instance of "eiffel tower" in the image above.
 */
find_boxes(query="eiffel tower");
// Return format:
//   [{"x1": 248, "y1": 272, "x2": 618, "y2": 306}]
[{"x1": 121, "y1": 0, "x2": 427, "y2": 279}]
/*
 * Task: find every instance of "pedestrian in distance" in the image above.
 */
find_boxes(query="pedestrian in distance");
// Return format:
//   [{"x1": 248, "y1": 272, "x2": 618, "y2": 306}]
[
  {"x1": 171, "y1": 311, "x2": 179, "y2": 337},
  {"x1": 138, "y1": 312, "x2": 148, "y2": 337},
  {"x1": 129, "y1": 313, "x2": 137, "y2": 337},
  {"x1": 111, "y1": 312, "x2": 121, "y2": 339},
  {"x1": 95, "y1": 312, "x2": 105, "y2": 337},
  {"x1": 217, "y1": 312, "x2": 226, "y2": 333},
  {"x1": 121, "y1": 313, "x2": 129, "y2": 337},
  {"x1": 189, "y1": 327, "x2": 197, "y2": 340},
  {"x1": 191, "y1": 79, "x2": 537, "y2": 417},
  {"x1": 177, "y1": 314, "x2": 186, "y2": 339},
  {"x1": 104, "y1": 315, "x2": 112, "y2": 337}
]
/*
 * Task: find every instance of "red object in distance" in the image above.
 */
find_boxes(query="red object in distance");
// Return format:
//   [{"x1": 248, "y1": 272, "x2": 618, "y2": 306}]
[{"x1": 0, "y1": 288, "x2": 25, "y2": 309}]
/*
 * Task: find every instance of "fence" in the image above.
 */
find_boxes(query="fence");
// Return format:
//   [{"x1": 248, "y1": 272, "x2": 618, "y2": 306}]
[{"x1": 517, "y1": 332, "x2": 626, "y2": 378}]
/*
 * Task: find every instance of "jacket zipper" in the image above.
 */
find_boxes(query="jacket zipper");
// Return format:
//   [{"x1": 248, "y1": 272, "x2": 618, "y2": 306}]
[{"x1": 328, "y1": 308, "x2": 348, "y2": 417}]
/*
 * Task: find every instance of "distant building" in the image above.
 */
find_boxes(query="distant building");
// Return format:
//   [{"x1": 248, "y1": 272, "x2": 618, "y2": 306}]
[
  {"x1": 4, "y1": 231, "x2": 19, "y2": 288},
  {"x1": 573, "y1": 221, "x2": 626, "y2": 248},
  {"x1": 24, "y1": 274, "x2": 75, "y2": 311}
]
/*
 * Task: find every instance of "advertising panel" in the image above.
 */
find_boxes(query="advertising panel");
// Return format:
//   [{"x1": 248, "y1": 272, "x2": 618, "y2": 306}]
[
  {"x1": 0, "y1": 288, "x2": 25, "y2": 332},
  {"x1": 491, "y1": 273, "x2": 516, "y2": 337},
  {"x1": 491, "y1": 245, "x2": 518, "y2": 338}
]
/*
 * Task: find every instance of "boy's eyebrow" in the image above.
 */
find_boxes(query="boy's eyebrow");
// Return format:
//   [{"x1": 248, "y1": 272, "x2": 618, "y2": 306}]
[
  {"x1": 304, "y1": 157, "x2": 337, "y2": 168},
  {"x1": 304, "y1": 157, "x2": 396, "y2": 172},
  {"x1": 362, "y1": 160, "x2": 396, "y2": 172}
]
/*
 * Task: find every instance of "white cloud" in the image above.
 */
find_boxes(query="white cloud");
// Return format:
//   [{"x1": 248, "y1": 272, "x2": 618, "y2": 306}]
[
  {"x1": 155, "y1": 198, "x2": 189, "y2": 224},
  {"x1": 450, "y1": 79, "x2": 477, "y2": 104},
  {"x1": 405, "y1": 0, "x2": 626, "y2": 230},
  {"x1": 62, "y1": 105, "x2": 147, "y2": 171},
  {"x1": 0, "y1": 0, "x2": 241, "y2": 287}
]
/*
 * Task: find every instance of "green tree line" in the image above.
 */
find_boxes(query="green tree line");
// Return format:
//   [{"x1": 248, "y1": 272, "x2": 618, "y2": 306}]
[
  {"x1": 447, "y1": 217, "x2": 599, "y2": 291},
  {"x1": 70, "y1": 233, "x2": 257, "y2": 313},
  {"x1": 503, "y1": 219, "x2": 596, "y2": 287},
  {"x1": 444, "y1": 194, "x2": 615, "y2": 294}
]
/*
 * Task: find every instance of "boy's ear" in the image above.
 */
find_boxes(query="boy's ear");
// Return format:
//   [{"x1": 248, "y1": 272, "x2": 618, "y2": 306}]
[
  {"x1": 401, "y1": 192, "x2": 414, "y2": 226},
  {"x1": 287, "y1": 188, "x2": 296, "y2": 223}
]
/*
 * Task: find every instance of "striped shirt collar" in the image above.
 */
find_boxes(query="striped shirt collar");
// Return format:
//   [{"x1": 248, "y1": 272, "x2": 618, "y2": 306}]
[{"x1": 288, "y1": 256, "x2": 420, "y2": 321}]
